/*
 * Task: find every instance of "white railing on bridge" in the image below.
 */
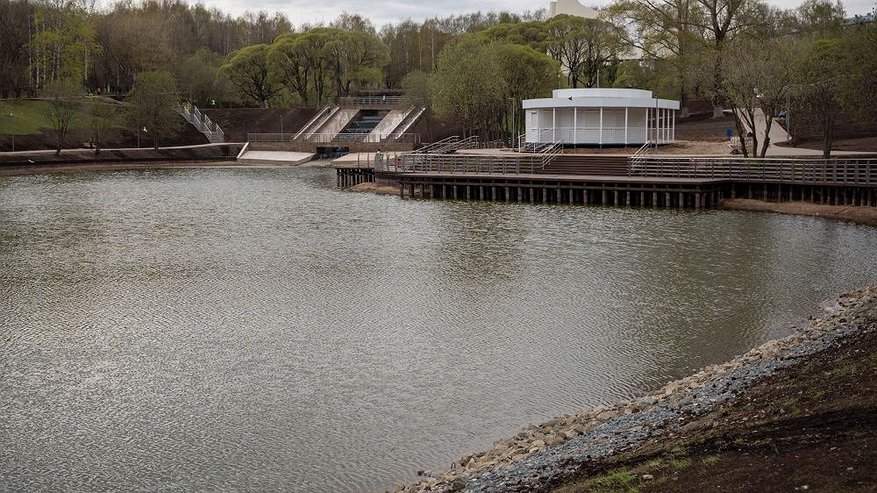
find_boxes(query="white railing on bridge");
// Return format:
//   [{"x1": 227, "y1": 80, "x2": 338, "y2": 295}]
[
  {"x1": 178, "y1": 102, "x2": 224, "y2": 143},
  {"x1": 628, "y1": 156, "x2": 877, "y2": 185}
]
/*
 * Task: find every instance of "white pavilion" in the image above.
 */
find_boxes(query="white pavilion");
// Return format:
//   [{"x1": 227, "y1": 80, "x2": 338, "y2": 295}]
[{"x1": 523, "y1": 88, "x2": 680, "y2": 146}]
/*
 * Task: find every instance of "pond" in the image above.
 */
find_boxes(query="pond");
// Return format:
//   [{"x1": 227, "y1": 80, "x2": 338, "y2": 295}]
[{"x1": 1, "y1": 167, "x2": 875, "y2": 492}]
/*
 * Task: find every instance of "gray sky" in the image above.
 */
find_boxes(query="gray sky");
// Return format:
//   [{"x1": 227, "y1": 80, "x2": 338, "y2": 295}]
[{"x1": 195, "y1": 0, "x2": 874, "y2": 27}]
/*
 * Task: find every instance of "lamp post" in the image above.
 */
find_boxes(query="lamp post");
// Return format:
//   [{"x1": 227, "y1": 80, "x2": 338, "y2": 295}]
[{"x1": 508, "y1": 97, "x2": 516, "y2": 147}]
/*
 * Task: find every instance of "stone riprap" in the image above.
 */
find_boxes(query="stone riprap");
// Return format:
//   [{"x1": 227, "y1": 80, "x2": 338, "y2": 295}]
[{"x1": 401, "y1": 287, "x2": 877, "y2": 493}]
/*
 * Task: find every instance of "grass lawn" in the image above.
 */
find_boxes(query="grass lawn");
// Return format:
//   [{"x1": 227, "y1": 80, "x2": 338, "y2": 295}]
[{"x1": 0, "y1": 99, "x2": 119, "y2": 135}]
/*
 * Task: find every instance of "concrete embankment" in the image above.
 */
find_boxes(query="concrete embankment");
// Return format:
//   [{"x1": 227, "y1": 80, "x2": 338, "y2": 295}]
[
  {"x1": 400, "y1": 287, "x2": 877, "y2": 493},
  {"x1": 721, "y1": 198, "x2": 877, "y2": 227},
  {"x1": 0, "y1": 143, "x2": 245, "y2": 168}
]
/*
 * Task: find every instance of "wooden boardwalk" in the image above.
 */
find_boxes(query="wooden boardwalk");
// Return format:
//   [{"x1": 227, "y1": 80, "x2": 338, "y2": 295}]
[{"x1": 336, "y1": 154, "x2": 877, "y2": 209}]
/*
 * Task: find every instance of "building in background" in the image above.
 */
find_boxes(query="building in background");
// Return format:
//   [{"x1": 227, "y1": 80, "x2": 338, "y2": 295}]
[
  {"x1": 523, "y1": 88, "x2": 680, "y2": 146},
  {"x1": 548, "y1": 0, "x2": 598, "y2": 18}
]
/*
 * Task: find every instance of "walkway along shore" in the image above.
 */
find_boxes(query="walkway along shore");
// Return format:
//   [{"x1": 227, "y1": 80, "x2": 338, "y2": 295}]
[{"x1": 398, "y1": 286, "x2": 877, "y2": 492}]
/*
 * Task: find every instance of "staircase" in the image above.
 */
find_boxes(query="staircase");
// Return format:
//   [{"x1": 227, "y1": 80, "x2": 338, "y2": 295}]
[
  {"x1": 538, "y1": 154, "x2": 630, "y2": 176},
  {"x1": 178, "y1": 102, "x2": 224, "y2": 143},
  {"x1": 389, "y1": 107, "x2": 426, "y2": 140},
  {"x1": 335, "y1": 110, "x2": 387, "y2": 142},
  {"x1": 293, "y1": 106, "x2": 337, "y2": 141}
]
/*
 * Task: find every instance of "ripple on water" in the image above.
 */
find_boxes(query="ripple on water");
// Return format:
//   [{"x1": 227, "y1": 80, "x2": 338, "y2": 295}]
[{"x1": 1, "y1": 168, "x2": 876, "y2": 492}]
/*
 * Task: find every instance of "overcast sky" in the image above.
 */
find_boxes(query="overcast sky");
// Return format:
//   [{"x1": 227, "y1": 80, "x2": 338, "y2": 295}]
[{"x1": 177, "y1": 0, "x2": 875, "y2": 27}]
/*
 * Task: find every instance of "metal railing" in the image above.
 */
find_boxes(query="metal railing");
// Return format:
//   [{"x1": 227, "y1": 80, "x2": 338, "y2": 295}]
[
  {"x1": 539, "y1": 142, "x2": 563, "y2": 169},
  {"x1": 413, "y1": 136, "x2": 460, "y2": 154},
  {"x1": 293, "y1": 105, "x2": 334, "y2": 141},
  {"x1": 340, "y1": 95, "x2": 404, "y2": 106},
  {"x1": 178, "y1": 102, "x2": 224, "y2": 143},
  {"x1": 628, "y1": 156, "x2": 877, "y2": 185},
  {"x1": 629, "y1": 140, "x2": 655, "y2": 169},
  {"x1": 390, "y1": 107, "x2": 426, "y2": 140},
  {"x1": 397, "y1": 152, "x2": 546, "y2": 174},
  {"x1": 247, "y1": 132, "x2": 420, "y2": 144}
]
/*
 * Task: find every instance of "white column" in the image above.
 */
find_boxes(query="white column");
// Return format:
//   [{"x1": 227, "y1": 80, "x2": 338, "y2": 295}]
[
  {"x1": 658, "y1": 107, "x2": 663, "y2": 143},
  {"x1": 573, "y1": 107, "x2": 577, "y2": 144},
  {"x1": 671, "y1": 109, "x2": 675, "y2": 142},
  {"x1": 552, "y1": 108, "x2": 556, "y2": 142},
  {"x1": 647, "y1": 108, "x2": 651, "y2": 143},
  {"x1": 624, "y1": 107, "x2": 628, "y2": 145},
  {"x1": 663, "y1": 108, "x2": 668, "y2": 143},
  {"x1": 599, "y1": 107, "x2": 603, "y2": 146}
]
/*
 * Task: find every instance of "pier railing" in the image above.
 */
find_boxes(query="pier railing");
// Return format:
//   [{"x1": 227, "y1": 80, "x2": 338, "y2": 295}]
[
  {"x1": 628, "y1": 156, "x2": 877, "y2": 186},
  {"x1": 398, "y1": 152, "x2": 545, "y2": 174}
]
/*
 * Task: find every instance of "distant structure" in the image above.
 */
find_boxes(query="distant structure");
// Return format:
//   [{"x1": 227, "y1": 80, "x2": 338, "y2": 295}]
[
  {"x1": 548, "y1": 0, "x2": 598, "y2": 18},
  {"x1": 523, "y1": 88, "x2": 680, "y2": 146}
]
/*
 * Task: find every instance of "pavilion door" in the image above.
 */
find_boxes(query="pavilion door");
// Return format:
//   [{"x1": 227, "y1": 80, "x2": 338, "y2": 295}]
[{"x1": 525, "y1": 110, "x2": 539, "y2": 143}]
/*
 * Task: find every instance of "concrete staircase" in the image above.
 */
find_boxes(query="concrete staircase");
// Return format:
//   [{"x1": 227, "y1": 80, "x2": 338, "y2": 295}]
[
  {"x1": 388, "y1": 107, "x2": 425, "y2": 140},
  {"x1": 538, "y1": 154, "x2": 630, "y2": 176}
]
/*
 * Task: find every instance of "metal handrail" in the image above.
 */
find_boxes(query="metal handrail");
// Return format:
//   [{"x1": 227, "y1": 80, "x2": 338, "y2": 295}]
[
  {"x1": 293, "y1": 106, "x2": 331, "y2": 141},
  {"x1": 247, "y1": 132, "x2": 420, "y2": 144},
  {"x1": 413, "y1": 136, "x2": 459, "y2": 154},
  {"x1": 626, "y1": 155, "x2": 877, "y2": 185},
  {"x1": 389, "y1": 106, "x2": 425, "y2": 140},
  {"x1": 398, "y1": 152, "x2": 545, "y2": 175},
  {"x1": 177, "y1": 102, "x2": 224, "y2": 143}
]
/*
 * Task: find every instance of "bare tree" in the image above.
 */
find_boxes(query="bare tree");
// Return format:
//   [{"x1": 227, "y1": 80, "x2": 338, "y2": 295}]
[{"x1": 43, "y1": 78, "x2": 81, "y2": 155}]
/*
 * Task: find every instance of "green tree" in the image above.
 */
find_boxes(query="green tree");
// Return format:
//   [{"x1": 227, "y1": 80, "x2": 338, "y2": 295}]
[
  {"x1": 86, "y1": 98, "x2": 117, "y2": 154},
  {"x1": 796, "y1": 0, "x2": 846, "y2": 32},
  {"x1": 604, "y1": 0, "x2": 703, "y2": 115},
  {"x1": 176, "y1": 49, "x2": 224, "y2": 106},
  {"x1": 722, "y1": 35, "x2": 798, "y2": 157},
  {"x1": 219, "y1": 44, "x2": 277, "y2": 107},
  {"x1": 322, "y1": 29, "x2": 390, "y2": 99},
  {"x1": 127, "y1": 71, "x2": 180, "y2": 150},
  {"x1": 43, "y1": 78, "x2": 81, "y2": 155},
  {"x1": 268, "y1": 33, "x2": 313, "y2": 105},
  {"x1": 546, "y1": 15, "x2": 626, "y2": 88},
  {"x1": 430, "y1": 36, "x2": 506, "y2": 137},
  {"x1": 494, "y1": 43, "x2": 560, "y2": 138}
]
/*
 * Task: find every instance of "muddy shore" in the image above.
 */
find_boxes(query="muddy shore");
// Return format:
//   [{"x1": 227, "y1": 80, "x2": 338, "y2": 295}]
[
  {"x1": 399, "y1": 287, "x2": 877, "y2": 492},
  {"x1": 721, "y1": 199, "x2": 877, "y2": 227}
]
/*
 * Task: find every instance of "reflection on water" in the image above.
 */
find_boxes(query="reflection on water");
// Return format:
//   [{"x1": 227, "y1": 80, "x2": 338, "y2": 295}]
[{"x1": 1, "y1": 168, "x2": 875, "y2": 492}]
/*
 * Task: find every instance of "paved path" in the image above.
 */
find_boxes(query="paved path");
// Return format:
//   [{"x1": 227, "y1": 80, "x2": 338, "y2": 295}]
[
  {"x1": 741, "y1": 109, "x2": 865, "y2": 156},
  {"x1": 237, "y1": 150, "x2": 313, "y2": 165}
]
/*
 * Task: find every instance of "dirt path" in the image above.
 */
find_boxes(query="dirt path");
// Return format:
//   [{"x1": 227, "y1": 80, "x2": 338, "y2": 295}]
[{"x1": 721, "y1": 199, "x2": 877, "y2": 227}]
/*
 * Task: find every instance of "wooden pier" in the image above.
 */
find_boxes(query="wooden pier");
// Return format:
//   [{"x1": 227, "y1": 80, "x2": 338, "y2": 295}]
[{"x1": 335, "y1": 154, "x2": 877, "y2": 209}]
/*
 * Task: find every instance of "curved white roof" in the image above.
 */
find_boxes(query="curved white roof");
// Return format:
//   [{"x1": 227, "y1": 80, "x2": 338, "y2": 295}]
[{"x1": 523, "y1": 88, "x2": 680, "y2": 110}]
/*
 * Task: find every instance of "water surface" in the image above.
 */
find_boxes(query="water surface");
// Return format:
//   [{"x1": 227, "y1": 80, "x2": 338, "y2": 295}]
[{"x1": 1, "y1": 168, "x2": 875, "y2": 492}]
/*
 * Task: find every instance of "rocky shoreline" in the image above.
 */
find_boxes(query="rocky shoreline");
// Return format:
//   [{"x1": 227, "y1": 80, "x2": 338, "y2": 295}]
[{"x1": 399, "y1": 286, "x2": 877, "y2": 493}]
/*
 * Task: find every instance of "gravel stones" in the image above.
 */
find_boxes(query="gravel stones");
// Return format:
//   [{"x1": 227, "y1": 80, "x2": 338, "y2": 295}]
[{"x1": 399, "y1": 287, "x2": 877, "y2": 493}]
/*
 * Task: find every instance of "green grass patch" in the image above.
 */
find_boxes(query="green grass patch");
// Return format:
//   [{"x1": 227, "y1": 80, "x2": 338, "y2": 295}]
[
  {"x1": 702, "y1": 455, "x2": 720, "y2": 467},
  {"x1": 590, "y1": 469, "x2": 639, "y2": 492},
  {"x1": 0, "y1": 99, "x2": 122, "y2": 135},
  {"x1": 0, "y1": 100, "x2": 52, "y2": 134}
]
